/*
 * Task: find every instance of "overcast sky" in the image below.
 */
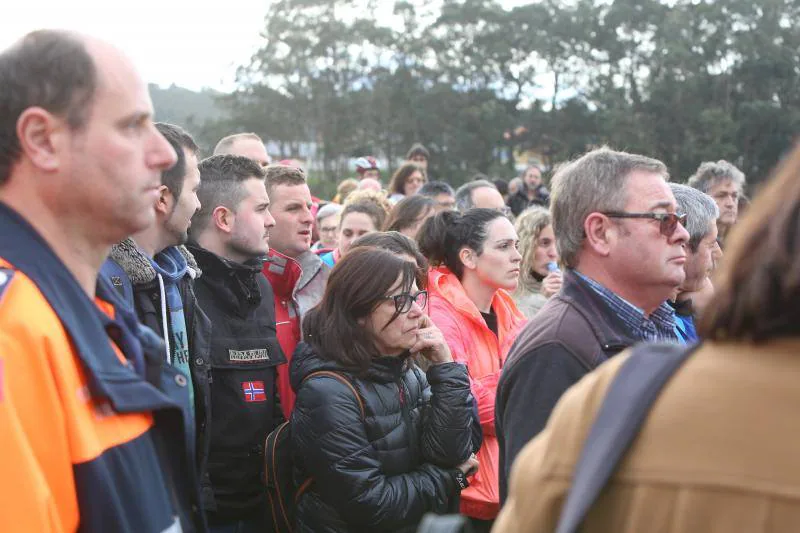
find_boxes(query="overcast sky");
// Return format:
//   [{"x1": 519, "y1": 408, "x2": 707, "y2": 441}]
[
  {"x1": 3, "y1": 0, "x2": 535, "y2": 92},
  {"x1": 2, "y1": 1, "x2": 270, "y2": 91}
]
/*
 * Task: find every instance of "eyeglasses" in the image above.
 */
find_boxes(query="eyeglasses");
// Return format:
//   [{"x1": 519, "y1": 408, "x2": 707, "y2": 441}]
[
  {"x1": 495, "y1": 206, "x2": 512, "y2": 217},
  {"x1": 380, "y1": 290, "x2": 428, "y2": 314},
  {"x1": 319, "y1": 226, "x2": 338, "y2": 233},
  {"x1": 602, "y1": 211, "x2": 688, "y2": 237}
]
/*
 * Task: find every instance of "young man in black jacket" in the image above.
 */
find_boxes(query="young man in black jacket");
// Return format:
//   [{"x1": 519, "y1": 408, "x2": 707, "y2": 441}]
[{"x1": 188, "y1": 154, "x2": 286, "y2": 532}]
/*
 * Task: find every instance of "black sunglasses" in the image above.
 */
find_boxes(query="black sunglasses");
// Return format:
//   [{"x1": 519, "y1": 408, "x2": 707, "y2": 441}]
[
  {"x1": 602, "y1": 211, "x2": 688, "y2": 238},
  {"x1": 380, "y1": 290, "x2": 428, "y2": 314}
]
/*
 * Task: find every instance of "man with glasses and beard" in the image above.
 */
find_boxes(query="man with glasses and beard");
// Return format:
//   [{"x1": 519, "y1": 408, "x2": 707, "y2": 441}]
[{"x1": 495, "y1": 147, "x2": 689, "y2": 503}]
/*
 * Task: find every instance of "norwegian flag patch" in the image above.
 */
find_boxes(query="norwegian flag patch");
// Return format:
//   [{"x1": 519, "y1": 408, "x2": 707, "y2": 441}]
[{"x1": 242, "y1": 381, "x2": 266, "y2": 402}]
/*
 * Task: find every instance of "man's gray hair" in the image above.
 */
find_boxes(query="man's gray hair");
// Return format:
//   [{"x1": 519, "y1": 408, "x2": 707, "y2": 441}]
[
  {"x1": 455, "y1": 179, "x2": 497, "y2": 212},
  {"x1": 316, "y1": 202, "x2": 342, "y2": 222},
  {"x1": 551, "y1": 147, "x2": 669, "y2": 269},
  {"x1": 687, "y1": 160, "x2": 746, "y2": 194},
  {"x1": 669, "y1": 183, "x2": 719, "y2": 252}
]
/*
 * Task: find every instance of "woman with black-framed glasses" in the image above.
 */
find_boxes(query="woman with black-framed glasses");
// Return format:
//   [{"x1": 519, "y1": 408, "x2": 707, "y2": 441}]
[{"x1": 290, "y1": 247, "x2": 478, "y2": 533}]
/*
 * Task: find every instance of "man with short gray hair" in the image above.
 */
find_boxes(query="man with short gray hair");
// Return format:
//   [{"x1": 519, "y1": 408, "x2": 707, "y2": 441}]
[
  {"x1": 669, "y1": 183, "x2": 722, "y2": 342},
  {"x1": 455, "y1": 179, "x2": 508, "y2": 213},
  {"x1": 495, "y1": 147, "x2": 690, "y2": 501},
  {"x1": 688, "y1": 160, "x2": 745, "y2": 246}
]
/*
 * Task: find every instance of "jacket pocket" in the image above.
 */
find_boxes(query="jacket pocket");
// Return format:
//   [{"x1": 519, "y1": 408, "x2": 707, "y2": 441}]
[{"x1": 207, "y1": 336, "x2": 284, "y2": 453}]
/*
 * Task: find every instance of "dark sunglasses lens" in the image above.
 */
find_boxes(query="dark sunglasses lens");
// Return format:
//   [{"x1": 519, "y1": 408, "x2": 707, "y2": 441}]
[{"x1": 660, "y1": 214, "x2": 686, "y2": 237}]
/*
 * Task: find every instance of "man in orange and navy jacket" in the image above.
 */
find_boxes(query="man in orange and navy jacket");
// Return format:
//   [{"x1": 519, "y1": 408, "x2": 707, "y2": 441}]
[{"x1": 0, "y1": 30, "x2": 205, "y2": 532}]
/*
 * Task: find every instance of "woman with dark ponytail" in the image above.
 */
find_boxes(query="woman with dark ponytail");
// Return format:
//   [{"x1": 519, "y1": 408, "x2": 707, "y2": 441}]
[{"x1": 418, "y1": 208, "x2": 526, "y2": 531}]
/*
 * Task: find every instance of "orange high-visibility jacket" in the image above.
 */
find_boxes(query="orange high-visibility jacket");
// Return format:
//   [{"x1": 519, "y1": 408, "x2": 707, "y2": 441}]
[{"x1": 427, "y1": 267, "x2": 525, "y2": 520}]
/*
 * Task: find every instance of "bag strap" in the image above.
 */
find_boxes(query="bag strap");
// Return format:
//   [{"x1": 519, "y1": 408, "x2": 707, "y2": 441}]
[
  {"x1": 554, "y1": 342, "x2": 698, "y2": 533},
  {"x1": 302, "y1": 370, "x2": 365, "y2": 419}
]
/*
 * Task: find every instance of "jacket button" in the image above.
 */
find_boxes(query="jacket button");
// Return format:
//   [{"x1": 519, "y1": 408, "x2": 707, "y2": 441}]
[
  {"x1": 174, "y1": 374, "x2": 188, "y2": 387},
  {"x1": 195, "y1": 357, "x2": 204, "y2": 366}
]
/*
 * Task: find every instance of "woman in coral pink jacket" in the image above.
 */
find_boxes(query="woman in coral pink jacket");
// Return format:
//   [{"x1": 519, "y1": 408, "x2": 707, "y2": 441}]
[{"x1": 418, "y1": 208, "x2": 526, "y2": 530}]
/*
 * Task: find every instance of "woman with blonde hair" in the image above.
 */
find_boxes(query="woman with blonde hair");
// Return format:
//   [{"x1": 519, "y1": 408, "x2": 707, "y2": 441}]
[
  {"x1": 332, "y1": 178, "x2": 358, "y2": 204},
  {"x1": 512, "y1": 207, "x2": 562, "y2": 317}
]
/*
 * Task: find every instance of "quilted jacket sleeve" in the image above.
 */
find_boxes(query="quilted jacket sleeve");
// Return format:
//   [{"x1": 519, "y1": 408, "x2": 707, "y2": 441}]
[
  {"x1": 292, "y1": 376, "x2": 459, "y2": 529},
  {"x1": 418, "y1": 362, "x2": 474, "y2": 467}
]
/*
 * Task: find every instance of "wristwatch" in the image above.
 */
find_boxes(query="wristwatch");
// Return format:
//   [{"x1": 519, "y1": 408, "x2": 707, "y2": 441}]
[{"x1": 453, "y1": 469, "x2": 469, "y2": 490}]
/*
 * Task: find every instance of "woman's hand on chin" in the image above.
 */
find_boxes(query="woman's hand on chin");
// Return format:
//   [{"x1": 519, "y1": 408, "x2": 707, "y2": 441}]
[{"x1": 409, "y1": 315, "x2": 453, "y2": 365}]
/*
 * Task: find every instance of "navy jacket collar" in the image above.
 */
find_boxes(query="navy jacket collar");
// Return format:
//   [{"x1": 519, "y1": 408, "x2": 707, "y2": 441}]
[{"x1": 0, "y1": 202, "x2": 178, "y2": 413}]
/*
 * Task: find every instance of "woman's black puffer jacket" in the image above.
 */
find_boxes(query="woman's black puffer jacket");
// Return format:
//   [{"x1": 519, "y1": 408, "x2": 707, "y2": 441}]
[{"x1": 290, "y1": 342, "x2": 474, "y2": 533}]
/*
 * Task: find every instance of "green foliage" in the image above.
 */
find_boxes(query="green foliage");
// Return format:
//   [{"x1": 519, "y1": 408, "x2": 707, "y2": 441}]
[
  {"x1": 194, "y1": 0, "x2": 799, "y2": 195},
  {"x1": 149, "y1": 84, "x2": 229, "y2": 154}
]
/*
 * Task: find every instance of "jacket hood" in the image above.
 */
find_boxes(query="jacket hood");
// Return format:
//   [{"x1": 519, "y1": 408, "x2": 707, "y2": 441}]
[
  {"x1": 429, "y1": 266, "x2": 524, "y2": 326},
  {"x1": 290, "y1": 342, "x2": 411, "y2": 393},
  {"x1": 109, "y1": 238, "x2": 200, "y2": 286},
  {"x1": 265, "y1": 249, "x2": 329, "y2": 299},
  {"x1": 264, "y1": 250, "x2": 301, "y2": 299}
]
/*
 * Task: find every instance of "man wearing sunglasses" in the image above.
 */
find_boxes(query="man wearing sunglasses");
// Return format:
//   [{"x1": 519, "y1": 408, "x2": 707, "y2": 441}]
[{"x1": 496, "y1": 147, "x2": 689, "y2": 502}]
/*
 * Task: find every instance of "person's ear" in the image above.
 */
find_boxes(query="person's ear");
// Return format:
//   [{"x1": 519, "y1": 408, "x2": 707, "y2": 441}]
[
  {"x1": 16, "y1": 107, "x2": 65, "y2": 173},
  {"x1": 459, "y1": 247, "x2": 478, "y2": 270},
  {"x1": 212, "y1": 206, "x2": 234, "y2": 234},
  {"x1": 155, "y1": 185, "x2": 172, "y2": 216},
  {"x1": 584, "y1": 213, "x2": 615, "y2": 257}
]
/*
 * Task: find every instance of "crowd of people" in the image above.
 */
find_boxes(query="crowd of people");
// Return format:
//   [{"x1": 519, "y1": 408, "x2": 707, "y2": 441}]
[{"x1": 1, "y1": 29, "x2": 798, "y2": 533}]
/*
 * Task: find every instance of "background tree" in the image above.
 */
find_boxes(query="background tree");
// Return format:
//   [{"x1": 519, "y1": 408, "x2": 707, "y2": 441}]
[{"x1": 156, "y1": 0, "x2": 799, "y2": 192}]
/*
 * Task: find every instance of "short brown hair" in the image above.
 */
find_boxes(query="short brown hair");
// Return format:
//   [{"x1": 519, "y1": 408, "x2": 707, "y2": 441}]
[
  {"x1": 302, "y1": 247, "x2": 423, "y2": 373},
  {"x1": 190, "y1": 154, "x2": 265, "y2": 237},
  {"x1": 700, "y1": 143, "x2": 800, "y2": 341},
  {"x1": 340, "y1": 200, "x2": 387, "y2": 233},
  {"x1": 0, "y1": 30, "x2": 97, "y2": 185},
  {"x1": 263, "y1": 164, "x2": 306, "y2": 195}
]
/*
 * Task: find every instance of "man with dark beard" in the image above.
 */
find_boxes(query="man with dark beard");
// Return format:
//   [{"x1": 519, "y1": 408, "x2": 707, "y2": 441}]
[
  {"x1": 188, "y1": 154, "x2": 286, "y2": 532},
  {"x1": 99, "y1": 121, "x2": 215, "y2": 504}
]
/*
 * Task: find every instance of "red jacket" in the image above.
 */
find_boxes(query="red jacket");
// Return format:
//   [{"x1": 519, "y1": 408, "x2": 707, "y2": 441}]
[
  {"x1": 428, "y1": 267, "x2": 525, "y2": 520},
  {"x1": 262, "y1": 250, "x2": 329, "y2": 418}
]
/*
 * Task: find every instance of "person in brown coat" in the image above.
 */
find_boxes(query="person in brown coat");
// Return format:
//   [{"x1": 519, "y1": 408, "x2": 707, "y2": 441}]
[{"x1": 494, "y1": 141, "x2": 800, "y2": 533}]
